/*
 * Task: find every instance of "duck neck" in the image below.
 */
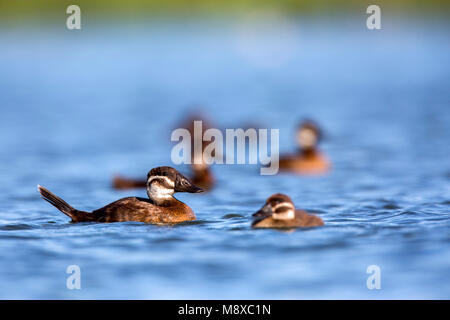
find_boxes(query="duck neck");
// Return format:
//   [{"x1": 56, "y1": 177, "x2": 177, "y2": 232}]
[
  {"x1": 192, "y1": 166, "x2": 210, "y2": 180},
  {"x1": 299, "y1": 147, "x2": 318, "y2": 158},
  {"x1": 146, "y1": 184, "x2": 176, "y2": 206}
]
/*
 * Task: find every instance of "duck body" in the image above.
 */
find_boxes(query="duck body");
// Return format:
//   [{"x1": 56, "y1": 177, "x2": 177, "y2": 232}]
[
  {"x1": 39, "y1": 166, "x2": 202, "y2": 224},
  {"x1": 279, "y1": 149, "x2": 330, "y2": 174},
  {"x1": 90, "y1": 197, "x2": 195, "y2": 223}
]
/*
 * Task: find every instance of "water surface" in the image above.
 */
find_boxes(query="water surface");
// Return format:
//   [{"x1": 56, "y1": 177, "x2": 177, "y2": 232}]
[{"x1": 0, "y1": 17, "x2": 449, "y2": 299}]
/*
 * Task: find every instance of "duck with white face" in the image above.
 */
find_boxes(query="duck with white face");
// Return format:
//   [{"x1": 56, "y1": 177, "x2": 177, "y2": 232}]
[
  {"x1": 252, "y1": 193, "x2": 324, "y2": 229},
  {"x1": 279, "y1": 120, "x2": 331, "y2": 174},
  {"x1": 38, "y1": 166, "x2": 203, "y2": 224}
]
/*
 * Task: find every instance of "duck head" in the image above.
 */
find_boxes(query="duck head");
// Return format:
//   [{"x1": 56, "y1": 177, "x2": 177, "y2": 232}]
[
  {"x1": 296, "y1": 120, "x2": 322, "y2": 151},
  {"x1": 146, "y1": 166, "x2": 203, "y2": 205},
  {"x1": 252, "y1": 193, "x2": 295, "y2": 220}
]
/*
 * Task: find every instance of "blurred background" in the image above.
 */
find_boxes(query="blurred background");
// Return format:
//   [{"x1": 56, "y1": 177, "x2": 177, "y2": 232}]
[{"x1": 0, "y1": 1, "x2": 449, "y2": 299}]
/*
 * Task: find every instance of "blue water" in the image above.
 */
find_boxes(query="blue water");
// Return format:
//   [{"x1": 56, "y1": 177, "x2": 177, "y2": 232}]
[{"x1": 0, "y1": 16, "x2": 449, "y2": 299}]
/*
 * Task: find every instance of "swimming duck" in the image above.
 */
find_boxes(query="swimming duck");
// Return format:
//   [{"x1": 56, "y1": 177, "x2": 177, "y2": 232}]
[
  {"x1": 279, "y1": 120, "x2": 330, "y2": 174},
  {"x1": 39, "y1": 166, "x2": 203, "y2": 224},
  {"x1": 252, "y1": 193, "x2": 324, "y2": 228}
]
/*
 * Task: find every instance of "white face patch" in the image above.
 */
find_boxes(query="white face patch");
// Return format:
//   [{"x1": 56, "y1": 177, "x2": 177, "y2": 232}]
[
  {"x1": 297, "y1": 128, "x2": 317, "y2": 149},
  {"x1": 147, "y1": 175, "x2": 175, "y2": 188},
  {"x1": 272, "y1": 202, "x2": 295, "y2": 220},
  {"x1": 273, "y1": 202, "x2": 295, "y2": 211},
  {"x1": 272, "y1": 209, "x2": 295, "y2": 220},
  {"x1": 146, "y1": 176, "x2": 175, "y2": 203}
]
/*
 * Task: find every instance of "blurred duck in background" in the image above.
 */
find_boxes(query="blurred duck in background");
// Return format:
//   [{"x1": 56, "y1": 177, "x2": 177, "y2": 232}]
[
  {"x1": 279, "y1": 120, "x2": 330, "y2": 174},
  {"x1": 252, "y1": 193, "x2": 324, "y2": 229},
  {"x1": 189, "y1": 159, "x2": 215, "y2": 190},
  {"x1": 178, "y1": 112, "x2": 215, "y2": 190},
  {"x1": 113, "y1": 112, "x2": 215, "y2": 191}
]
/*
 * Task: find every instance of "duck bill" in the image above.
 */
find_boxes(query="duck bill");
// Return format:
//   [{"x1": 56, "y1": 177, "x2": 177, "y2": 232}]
[
  {"x1": 175, "y1": 180, "x2": 204, "y2": 193},
  {"x1": 182, "y1": 184, "x2": 204, "y2": 193},
  {"x1": 252, "y1": 204, "x2": 272, "y2": 218}
]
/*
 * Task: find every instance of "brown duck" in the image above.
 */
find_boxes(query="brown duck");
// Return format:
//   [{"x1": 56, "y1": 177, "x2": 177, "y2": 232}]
[
  {"x1": 279, "y1": 120, "x2": 330, "y2": 174},
  {"x1": 252, "y1": 193, "x2": 324, "y2": 229},
  {"x1": 38, "y1": 166, "x2": 203, "y2": 224}
]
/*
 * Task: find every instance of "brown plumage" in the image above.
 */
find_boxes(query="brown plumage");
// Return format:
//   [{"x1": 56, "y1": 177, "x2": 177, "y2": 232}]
[
  {"x1": 252, "y1": 193, "x2": 324, "y2": 229},
  {"x1": 38, "y1": 166, "x2": 202, "y2": 224},
  {"x1": 279, "y1": 149, "x2": 330, "y2": 174}
]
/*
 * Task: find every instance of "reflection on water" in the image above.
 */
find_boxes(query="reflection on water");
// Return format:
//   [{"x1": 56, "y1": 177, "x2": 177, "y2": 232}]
[{"x1": 0, "y1": 17, "x2": 449, "y2": 299}]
